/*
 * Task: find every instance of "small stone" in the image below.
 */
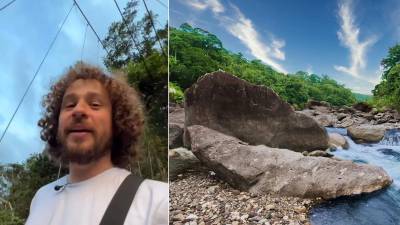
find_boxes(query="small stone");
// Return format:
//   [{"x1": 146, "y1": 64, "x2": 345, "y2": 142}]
[
  {"x1": 172, "y1": 213, "x2": 185, "y2": 221},
  {"x1": 240, "y1": 214, "x2": 249, "y2": 220},
  {"x1": 230, "y1": 211, "x2": 240, "y2": 220},
  {"x1": 265, "y1": 204, "x2": 275, "y2": 211},
  {"x1": 294, "y1": 206, "x2": 307, "y2": 214},
  {"x1": 283, "y1": 215, "x2": 289, "y2": 220},
  {"x1": 232, "y1": 190, "x2": 240, "y2": 195},
  {"x1": 207, "y1": 185, "x2": 219, "y2": 193},
  {"x1": 186, "y1": 214, "x2": 198, "y2": 221},
  {"x1": 232, "y1": 221, "x2": 239, "y2": 225}
]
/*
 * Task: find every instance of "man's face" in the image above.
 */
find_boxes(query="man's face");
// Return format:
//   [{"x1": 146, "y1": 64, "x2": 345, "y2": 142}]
[{"x1": 57, "y1": 79, "x2": 112, "y2": 164}]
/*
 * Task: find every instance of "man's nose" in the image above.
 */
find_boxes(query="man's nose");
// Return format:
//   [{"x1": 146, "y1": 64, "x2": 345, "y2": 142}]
[{"x1": 72, "y1": 101, "x2": 88, "y2": 120}]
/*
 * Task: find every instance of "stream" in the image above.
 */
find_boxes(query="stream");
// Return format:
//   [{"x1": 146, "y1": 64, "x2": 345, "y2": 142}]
[{"x1": 310, "y1": 127, "x2": 400, "y2": 225}]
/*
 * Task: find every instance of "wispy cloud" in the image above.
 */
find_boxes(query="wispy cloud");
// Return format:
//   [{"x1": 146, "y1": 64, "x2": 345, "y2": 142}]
[
  {"x1": 182, "y1": 0, "x2": 287, "y2": 74},
  {"x1": 334, "y1": 0, "x2": 376, "y2": 78},
  {"x1": 225, "y1": 5, "x2": 287, "y2": 73},
  {"x1": 184, "y1": 0, "x2": 224, "y2": 14},
  {"x1": 306, "y1": 65, "x2": 313, "y2": 74}
]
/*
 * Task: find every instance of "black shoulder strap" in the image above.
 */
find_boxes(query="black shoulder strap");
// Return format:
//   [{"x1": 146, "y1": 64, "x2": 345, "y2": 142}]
[{"x1": 99, "y1": 174, "x2": 144, "y2": 225}]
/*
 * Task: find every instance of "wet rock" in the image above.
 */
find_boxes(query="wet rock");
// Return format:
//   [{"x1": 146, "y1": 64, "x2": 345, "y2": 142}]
[
  {"x1": 347, "y1": 124, "x2": 386, "y2": 143},
  {"x1": 328, "y1": 133, "x2": 349, "y2": 149}
]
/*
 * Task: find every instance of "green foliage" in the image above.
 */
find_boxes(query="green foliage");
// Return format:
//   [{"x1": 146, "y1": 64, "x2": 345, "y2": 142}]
[
  {"x1": 0, "y1": 154, "x2": 68, "y2": 221},
  {"x1": 169, "y1": 82, "x2": 184, "y2": 103},
  {"x1": 354, "y1": 93, "x2": 372, "y2": 102},
  {"x1": 170, "y1": 24, "x2": 357, "y2": 108},
  {"x1": 372, "y1": 44, "x2": 400, "y2": 110},
  {"x1": 0, "y1": 208, "x2": 24, "y2": 225},
  {"x1": 134, "y1": 124, "x2": 167, "y2": 181}
]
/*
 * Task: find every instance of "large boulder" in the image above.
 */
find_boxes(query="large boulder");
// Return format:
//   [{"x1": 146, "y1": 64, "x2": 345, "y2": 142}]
[
  {"x1": 187, "y1": 125, "x2": 392, "y2": 199},
  {"x1": 169, "y1": 106, "x2": 185, "y2": 148},
  {"x1": 184, "y1": 71, "x2": 329, "y2": 152},
  {"x1": 347, "y1": 125, "x2": 386, "y2": 143}
]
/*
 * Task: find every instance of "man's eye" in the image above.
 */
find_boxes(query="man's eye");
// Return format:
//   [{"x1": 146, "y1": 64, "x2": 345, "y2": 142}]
[
  {"x1": 64, "y1": 103, "x2": 75, "y2": 108},
  {"x1": 91, "y1": 102, "x2": 101, "y2": 107}
]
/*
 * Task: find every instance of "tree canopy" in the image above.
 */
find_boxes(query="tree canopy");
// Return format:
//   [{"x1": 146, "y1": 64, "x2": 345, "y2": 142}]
[{"x1": 170, "y1": 23, "x2": 357, "y2": 108}]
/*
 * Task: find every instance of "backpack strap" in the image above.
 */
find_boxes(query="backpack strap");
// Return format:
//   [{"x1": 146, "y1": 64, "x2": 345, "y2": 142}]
[{"x1": 99, "y1": 174, "x2": 144, "y2": 225}]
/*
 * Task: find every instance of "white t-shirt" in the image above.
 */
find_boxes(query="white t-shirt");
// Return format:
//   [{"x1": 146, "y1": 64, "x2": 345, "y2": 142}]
[{"x1": 25, "y1": 167, "x2": 168, "y2": 225}]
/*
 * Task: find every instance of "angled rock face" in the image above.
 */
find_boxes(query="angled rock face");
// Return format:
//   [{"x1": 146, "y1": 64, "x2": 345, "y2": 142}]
[
  {"x1": 187, "y1": 125, "x2": 392, "y2": 199},
  {"x1": 184, "y1": 71, "x2": 329, "y2": 152}
]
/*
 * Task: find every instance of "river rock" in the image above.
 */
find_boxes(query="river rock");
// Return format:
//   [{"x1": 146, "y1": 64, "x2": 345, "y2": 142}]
[
  {"x1": 305, "y1": 100, "x2": 331, "y2": 109},
  {"x1": 308, "y1": 150, "x2": 333, "y2": 157},
  {"x1": 336, "y1": 113, "x2": 348, "y2": 121},
  {"x1": 187, "y1": 125, "x2": 392, "y2": 199},
  {"x1": 184, "y1": 71, "x2": 329, "y2": 152},
  {"x1": 315, "y1": 114, "x2": 337, "y2": 127},
  {"x1": 169, "y1": 106, "x2": 185, "y2": 148},
  {"x1": 352, "y1": 102, "x2": 372, "y2": 112},
  {"x1": 347, "y1": 125, "x2": 386, "y2": 143},
  {"x1": 336, "y1": 117, "x2": 354, "y2": 128},
  {"x1": 169, "y1": 147, "x2": 203, "y2": 180},
  {"x1": 328, "y1": 133, "x2": 349, "y2": 149}
]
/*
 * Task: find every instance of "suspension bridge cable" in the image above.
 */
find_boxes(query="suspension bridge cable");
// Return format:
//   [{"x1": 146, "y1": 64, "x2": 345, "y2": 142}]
[
  {"x1": 142, "y1": 0, "x2": 167, "y2": 58},
  {"x1": 113, "y1": 0, "x2": 151, "y2": 75},
  {"x1": 81, "y1": 23, "x2": 88, "y2": 61},
  {"x1": 0, "y1": 3, "x2": 75, "y2": 145},
  {"x1": 0, "y1": 0, "x2": 16, "y2": 12},
  {"x1": 73, "y1": 0, "x2": 109, "y2": 55}
]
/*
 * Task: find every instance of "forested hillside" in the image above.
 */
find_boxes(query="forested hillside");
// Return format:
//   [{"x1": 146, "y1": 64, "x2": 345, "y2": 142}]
[{"x1": 169, "y1": 23, "x2": 357, "y2": 109}]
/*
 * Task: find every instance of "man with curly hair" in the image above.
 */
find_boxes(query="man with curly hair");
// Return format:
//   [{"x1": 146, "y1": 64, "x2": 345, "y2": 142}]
[{"x1": 25, "y1": 63, "x2": 168, "y2": 225}]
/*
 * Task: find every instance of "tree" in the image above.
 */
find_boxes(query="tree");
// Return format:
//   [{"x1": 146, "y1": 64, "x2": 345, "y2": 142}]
[
  {"x1": 103, "y1": 0, "x2": 168, "y2": 181},
  {"x1": 170, "y1": 24, "x2": 357, "y2": 109},
  {"x1": 0, "y1": 154, "x2": 67, "y2": 220},
  {"x1": 372, "y1": 44, "x2": 400, "y2": 109}
]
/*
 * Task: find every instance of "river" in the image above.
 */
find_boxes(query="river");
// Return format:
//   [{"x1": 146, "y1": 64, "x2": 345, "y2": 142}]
[{"x1": 310, "y1": 127, "x2": 400, "y2": 225}]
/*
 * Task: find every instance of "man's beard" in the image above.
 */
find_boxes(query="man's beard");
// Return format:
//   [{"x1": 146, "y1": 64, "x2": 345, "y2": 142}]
[{"x1": 58, "y1": 133, "x2": 112, "y2": 165}]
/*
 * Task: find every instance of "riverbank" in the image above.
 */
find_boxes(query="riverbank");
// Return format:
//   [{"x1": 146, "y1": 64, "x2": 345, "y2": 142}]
[{"x1": 170, "y1": 170, "x2": 318, "y2": 225}]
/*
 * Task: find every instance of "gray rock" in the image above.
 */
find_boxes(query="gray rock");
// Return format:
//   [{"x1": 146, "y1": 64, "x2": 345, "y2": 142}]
[
  {"x1": 328, "y1": 133, "x2": 349, "y2": 149},
  {"x1": 187, "y1": 125, "x2": 392, "y2": 199},
  {"x1": 169, "y1": 106, "x2": 185, "y2": 148},
  {"x1": 169, "y1": 147, "x2": 202, "y2": 180},
  {"x1": 347, "y1": 125, "x2": 386, "y2": 143},
  {"x1": 352, "y1": 102, "x2": 372, "y2": 113},
  {"x1": 184, "y1": 71, "x2": 329, "y2": 152},
  {"x1": 315, "y1": 114, "x2": 337, "y2": 127},
  {"x1": 336, "y1": 113, "x2": 348, "y2": 121},
  {"x1": 336, "y1": 117, "x2": 354, "y2": 128},
  {"x1": 308, "y1": 150, "x2": 333, "y2": 157}
]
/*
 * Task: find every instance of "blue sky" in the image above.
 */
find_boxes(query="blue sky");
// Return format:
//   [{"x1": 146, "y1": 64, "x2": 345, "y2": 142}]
[
  {"x1": 0, "y1": 0, "x2": 167, "y2": 164},
  {"x1": 170, "y1": 0, "x2": 400, "y2": 95}
]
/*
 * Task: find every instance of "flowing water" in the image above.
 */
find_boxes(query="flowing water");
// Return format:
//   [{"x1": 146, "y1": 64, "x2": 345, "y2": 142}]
[{"x1": 310, "y1": 127, "x2": 400, "y2": 225}]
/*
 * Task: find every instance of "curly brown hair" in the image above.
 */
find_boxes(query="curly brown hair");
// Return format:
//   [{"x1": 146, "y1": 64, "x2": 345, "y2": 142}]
[{"x1": 38, "y1": 62, "x2": 144, "y2": 168}]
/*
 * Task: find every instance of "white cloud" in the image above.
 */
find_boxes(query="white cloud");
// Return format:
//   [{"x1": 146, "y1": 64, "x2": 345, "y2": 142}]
[
  {"x1": 184, "y1": 0, "x2": 224, "y2": 14},
  {"x1": 183, "y1": 0, "x2": 287, "y2": 73},
  {"x1": 224, "y1": 4, "x2": 287, "y2": 73},
  {"x1": 334, "y1": 0, "x2": 376, "y2": 78}
]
